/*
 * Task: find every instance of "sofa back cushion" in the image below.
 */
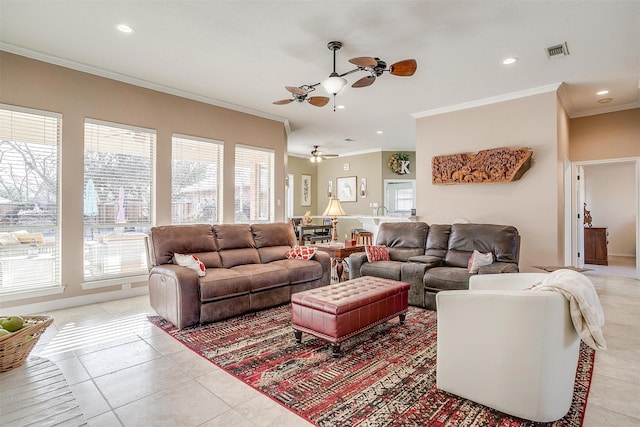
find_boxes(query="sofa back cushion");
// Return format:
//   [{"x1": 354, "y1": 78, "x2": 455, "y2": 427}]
[
  {"x1": 252, "y1": 223, "x2": 297, "y2": 247},
  {"x1": 445, "y1": 224, "x2": 520, "y2": 268},
  {"x1": 148, "y1": 224, "x2": 220, "y2": 267},
  {"x1": 214, "y1": 224, "x2": 260, "y2": 267},
  {"x1": 425, "y1": 224, "x2": 451, "y2": 258},
  {"x1": 376, "y1": 222, "x2": 429, "y2": 248}
]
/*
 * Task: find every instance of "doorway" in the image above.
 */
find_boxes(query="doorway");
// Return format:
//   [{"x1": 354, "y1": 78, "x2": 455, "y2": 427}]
[{"x1": 571, "y1": 158, "x2": 640, "y2": 280}]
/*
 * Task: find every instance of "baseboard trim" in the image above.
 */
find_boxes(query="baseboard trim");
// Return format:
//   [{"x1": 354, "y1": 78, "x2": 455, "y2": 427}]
[{"x1": 0, "y1": 286, "x2": 149, "y2": 316}]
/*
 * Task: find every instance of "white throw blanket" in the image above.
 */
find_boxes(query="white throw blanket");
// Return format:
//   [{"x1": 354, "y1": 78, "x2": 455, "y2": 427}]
[{"x1": 533, "y1": 269, "x2": 607, "y2": 350}]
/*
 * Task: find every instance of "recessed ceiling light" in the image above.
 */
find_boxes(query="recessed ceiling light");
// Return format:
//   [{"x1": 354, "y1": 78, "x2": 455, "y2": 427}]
[
  {"x1": 596, "y1": 90, "x2": 609, "y2": 96},
  {"x1": 115, "y1": 23, "x2": 134, "y2": 34},
  {"x1": 501, "y1": 57, "x2": 518, "y2": 65},
  {"x1": 376, "y1": 130, "x2": 383, "y2": 134},
  {"x1": 336, "y1": 105, "x2": 345, "y2": 109},
  {"x1": 598, "y1": 98, "x2": 613, "y2": 104}
]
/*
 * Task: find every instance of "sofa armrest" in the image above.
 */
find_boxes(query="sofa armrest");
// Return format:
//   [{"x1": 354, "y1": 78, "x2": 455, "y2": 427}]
[
  {"x1": 348, "y1": 252, "x2": 368, "y2": 279},
  {"x1": 313, "y1": 250, "x2": 332, "y2": 285},
  {"x1": 148, "y1": 264, "x2": 201, "y2": 329},
  {"x1": 477, "y1": 262, "x2": 519, "y2": 274}
]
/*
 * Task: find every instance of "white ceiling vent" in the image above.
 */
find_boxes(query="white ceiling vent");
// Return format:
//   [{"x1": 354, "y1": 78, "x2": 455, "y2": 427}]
[{"x1": 546, "y1": 42, "x2": 570, "y2": 59}]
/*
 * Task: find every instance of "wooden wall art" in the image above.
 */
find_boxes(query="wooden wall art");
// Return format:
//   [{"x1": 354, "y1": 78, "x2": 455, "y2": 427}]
[{"x1": 432, "y1": 147, "x2": 532, "y2": 185}]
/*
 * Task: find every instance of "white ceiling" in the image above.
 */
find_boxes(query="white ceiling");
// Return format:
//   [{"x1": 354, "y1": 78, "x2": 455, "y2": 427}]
[{"x1": 1, "y1": 1, "x2": 639, "y2": 158}]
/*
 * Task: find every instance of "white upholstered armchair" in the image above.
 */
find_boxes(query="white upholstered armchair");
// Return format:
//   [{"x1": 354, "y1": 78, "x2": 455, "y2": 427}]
[{"x1": 436, "y1": 273, "x2": 581, "y2": 422}]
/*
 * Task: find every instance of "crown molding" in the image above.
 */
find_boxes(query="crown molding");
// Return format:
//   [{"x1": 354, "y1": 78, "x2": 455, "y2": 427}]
[
  {"x1": 412, "y1": 83, "x2": 563, "y2": 118},
  {"x1": 569, "y1": 101, "x2": 640, "y2": 119},
  {"x1": 0, "y1": 44, "x2": 291, "y2": 129}
]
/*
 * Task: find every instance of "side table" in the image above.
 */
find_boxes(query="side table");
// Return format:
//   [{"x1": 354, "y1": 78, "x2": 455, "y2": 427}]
[{"x1": 314, "y1": 244, "x2": 364, "y2": 282}]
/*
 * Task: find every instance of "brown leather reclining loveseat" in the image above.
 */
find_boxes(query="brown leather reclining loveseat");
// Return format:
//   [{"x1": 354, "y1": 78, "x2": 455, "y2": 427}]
[
  {"x1": 147, "y1": 222, "x2": 331, "y2": 329},
  {"x1": 349, "y1": 222, "x2": 520, "y2": 310}
]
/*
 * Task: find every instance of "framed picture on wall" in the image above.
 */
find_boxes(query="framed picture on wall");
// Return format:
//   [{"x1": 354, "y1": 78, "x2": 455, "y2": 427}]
[
  {"x1": 336, "y1": 176, "x2": 357, "y2": 202},
  {"x1": 301, "y1": 175, "x2": 311, "y2": 206}
]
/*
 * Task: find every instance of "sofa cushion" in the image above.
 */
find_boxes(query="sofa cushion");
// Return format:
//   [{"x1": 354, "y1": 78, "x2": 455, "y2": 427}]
[
  {"x1": 231, "y1": 263, "x2": 290, "y2": 291},
  {"x1": 149, "y1": 224, "x2": 217, "y2": 266},
  {"x1": 376, "y1": 222, "x2": 429, "y2": 248},
  {"x1": 252, "y1": 223, "x2": 297, "y2": 248},
  {"x1": 425, "y1": 224, "x2": 451, "y2": 258},
  {"x1": 270, "y1": 259, "x2": 323, "y2": 284},
  {"x1": 361, "y1": 260, "x2": 403, "y2": 281},
  {"x1": 448, "y1": 223, "x2": 520, "y2": 264},
  {"x1": 219, "y1": 248, "x2": 261, "y2": 268},
  {"x1": 259, "y1": 246, "x2": 291, "y2": 263},
  {"x1": 199, "y1": 269, "x2": 251, "y2": 302},
  {"x1": 214, "y1": 224, "x2": 255, "y2": 250},
  {"x1": 423, "y1": 266, "x2": 473, "y2": 290},
  {"x1": 189, "y1": 251, "x2": 222, "y2": 268},
  {"x1": 388, "y1": 247, "x2": 425, "y2": 262}
]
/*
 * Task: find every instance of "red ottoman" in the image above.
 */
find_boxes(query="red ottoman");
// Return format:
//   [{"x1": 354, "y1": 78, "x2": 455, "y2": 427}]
[{"x1": 291, "y1": 277, "x2": 410, "y2": 357}]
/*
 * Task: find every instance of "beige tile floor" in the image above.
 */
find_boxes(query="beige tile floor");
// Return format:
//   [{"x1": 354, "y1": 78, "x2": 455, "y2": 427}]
[{"x1": 23, "y1": 268, "x2": 640, "y2": 426}]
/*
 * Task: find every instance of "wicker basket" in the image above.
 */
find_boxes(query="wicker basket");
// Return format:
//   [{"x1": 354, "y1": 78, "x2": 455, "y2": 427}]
[{"x1": 0, "y1": 315, "x2": 53, "y2": 372}]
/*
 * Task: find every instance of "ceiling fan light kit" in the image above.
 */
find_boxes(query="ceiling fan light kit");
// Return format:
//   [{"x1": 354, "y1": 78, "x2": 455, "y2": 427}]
[
  {"x1": 274, "y1": 41, "x2": 417, "y2": 110},
  {"x1": 310, "y1": 145, "x2": 338, "y2": 162}
]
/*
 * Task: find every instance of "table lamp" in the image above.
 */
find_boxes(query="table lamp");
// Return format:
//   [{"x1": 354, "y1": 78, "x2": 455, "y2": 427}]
[{"x1": 322, "y1": 198, "x2": 346, "y2": 243}]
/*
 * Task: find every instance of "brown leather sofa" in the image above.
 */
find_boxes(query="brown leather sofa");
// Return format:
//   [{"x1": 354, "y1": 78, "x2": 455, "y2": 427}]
[
  {"x1": 349, "y1": 222, "x2": 520, "y2": 310},
  {"x1": 147, "y1": 222, "x2": 331, "y2": 329}
]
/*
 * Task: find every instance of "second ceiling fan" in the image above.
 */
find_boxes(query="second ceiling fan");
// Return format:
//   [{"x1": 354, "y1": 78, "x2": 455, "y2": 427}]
[
  {"x1": 309, "y1": 145, "x2": 338, "y2": 162},
  {"x1": 273, "y1": 41, "x2": 417, "y2": 109}
]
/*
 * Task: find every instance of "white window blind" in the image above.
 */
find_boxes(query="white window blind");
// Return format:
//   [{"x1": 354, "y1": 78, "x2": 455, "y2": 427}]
[
  {"x1": 171, "y1": 135, "x2": 223, "y2": 224},
  {"x1": 234, "y1": 145, "x2": 274, "y2": 223},
  {"x1": 0, "y1": 105, "x2": 61, "y2": 295},
  {"x1": 83, "y1": 120, "x2": 155, "y2": 281}
]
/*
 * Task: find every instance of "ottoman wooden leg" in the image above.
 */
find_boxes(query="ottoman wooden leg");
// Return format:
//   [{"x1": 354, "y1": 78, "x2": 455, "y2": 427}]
[
  {"x1": 399, "y1": 313, "x2": 406, "y2": 324},
  {"x1": 294, "y1": 330, "x2": 302, "y2": 344},
  {"x1": 331, "y1": 343, "x2": 341, "y2": 358}
]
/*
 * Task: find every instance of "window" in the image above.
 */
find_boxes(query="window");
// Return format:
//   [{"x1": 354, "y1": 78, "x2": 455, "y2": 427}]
[
  {"x1": 171, "y1": 135, "x2": 223, "y2": 224},
  {"x1": 0, "y1": 105, "x2": 61, "y2": 298},
  {"x1": 234, "y1": 145, "x2": 274, "y2": 223},
  {"x1": 384, "y1": 179, "x2": 416, "y2": 216},
  {"x1": 83, "y1": 120, "x2": 155, "y2": 283}
]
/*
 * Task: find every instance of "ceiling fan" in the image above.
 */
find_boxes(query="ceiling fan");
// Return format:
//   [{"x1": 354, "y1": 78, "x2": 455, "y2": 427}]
[
  {"x1": 272, "y1": 86, "x2": 329, "y2": 107},
  {"x1": 309, "y1": 145, "x2": 338, "y2": 163},
  {"x1": 273, "y1": 41, "x2": 417, "y2": 109}
]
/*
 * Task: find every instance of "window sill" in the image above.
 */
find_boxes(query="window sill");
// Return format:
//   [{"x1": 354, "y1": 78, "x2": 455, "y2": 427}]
[
  {"x1": 82, "y1": 274, "x2": 148, "y2": 290},
  {"x1": 0, "y1": 286, "x2": 65, "y2": 302}
]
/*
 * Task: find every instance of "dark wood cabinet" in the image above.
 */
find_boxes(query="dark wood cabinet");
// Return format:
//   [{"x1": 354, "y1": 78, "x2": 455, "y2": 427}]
[{"x1": 584, "y1": 227, "x2": 608, "y2": 265}]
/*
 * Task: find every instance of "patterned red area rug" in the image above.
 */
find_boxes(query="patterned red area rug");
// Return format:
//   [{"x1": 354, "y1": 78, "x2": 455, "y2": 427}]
[{"x1": 149, "y1": 305, "x2": 595, "y2": 427}]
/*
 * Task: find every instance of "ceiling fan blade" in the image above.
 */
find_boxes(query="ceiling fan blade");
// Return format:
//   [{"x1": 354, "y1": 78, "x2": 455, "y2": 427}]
[
  {"x1": 322, "y1": 154, "x2": 339, "y2": 158},
  {"x1": 352, "y1": 75, "x2": 376, "y2": 88},
  {"x1": 285, "y1": 86, "x2": 307, "y2": 95},
  {"x1": 389, "y1": 59, "x2": 417, "y2": 76},
  {"x1": 349, "y1": 56, "x2": 378, "y2": 68},
  {"x1": 273, "y1": 99, "x2": 294, "y2": 105},
  {"x1": 307, "y1": 96, "x2": 330, "y2": 107}
]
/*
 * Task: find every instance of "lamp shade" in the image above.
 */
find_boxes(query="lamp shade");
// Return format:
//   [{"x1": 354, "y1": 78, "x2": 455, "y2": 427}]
[
  {"x1": 321, "y1": 75, "x2": 347, "y2": 95},
  {"x1": 322, "y1": 198, "x2": 346, "y2": 216}
]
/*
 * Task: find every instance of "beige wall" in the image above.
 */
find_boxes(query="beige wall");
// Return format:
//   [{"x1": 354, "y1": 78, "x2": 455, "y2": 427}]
[
  {"x1": 0, "y1": 52, "x2": 287, "y2": 309},
  {"x1": 415, "y1": 91, "x2": 564, "y2": 271},
  {"x1": 584, "y1": 162, "x2": 637, "y2": 256},
  {"x1": 570, "y1": 109, "x2": 640, "y2": 161},
  {"x1": 286, "y1": 156, "x2": 318, "y2": 217}
]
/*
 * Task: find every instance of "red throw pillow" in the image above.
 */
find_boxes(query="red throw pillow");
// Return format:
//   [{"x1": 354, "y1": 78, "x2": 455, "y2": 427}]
[
  {"x1": 365, "y1": 245, "x2": 390, "y2": 262},
  {"x1": 285, "y1": 245, "x2": 317, "y2": 260}
]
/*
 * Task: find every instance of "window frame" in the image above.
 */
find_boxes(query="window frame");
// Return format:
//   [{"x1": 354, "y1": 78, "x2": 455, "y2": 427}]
[{"x1": 0, "y1": 104, "x2": 63, "y2": 300}]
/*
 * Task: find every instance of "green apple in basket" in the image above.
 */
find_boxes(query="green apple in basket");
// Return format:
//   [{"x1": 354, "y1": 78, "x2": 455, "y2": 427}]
[
  {"x1": 0, "y1": 328, "x2": 10, "y2": 337},
  {"x1": 1, "y1": 315, "x2": 24, "y2": 332}
]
